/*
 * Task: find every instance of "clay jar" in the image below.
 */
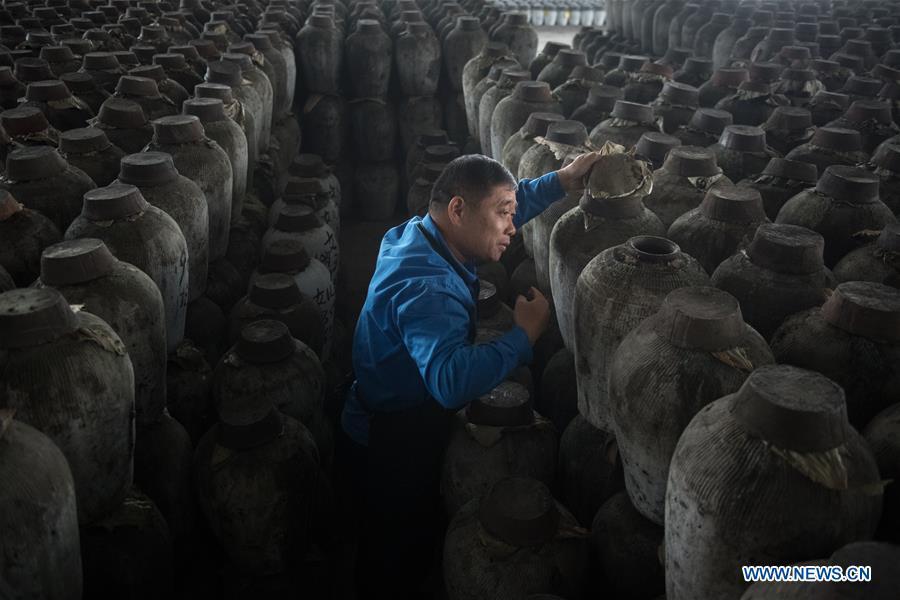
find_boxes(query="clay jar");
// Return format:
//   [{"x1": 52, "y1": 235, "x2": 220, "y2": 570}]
[
  {"x1": 227, "y1": 273, "x2": 325, "y2": 357},
  {"x1": 776, "y1": 165, "x2": 897, "y2": 267},
  {"x1": 183, "y1": 97, "x2": 248, "y2": 223},
  {"x1": 827, "y1": 100, "x2": 900, "y2": 155},
  {"x1": 443, "y1": 16, "x2": 486, "y2": 93},
  {"x1": 213, "y1": 319, "x2": 330, "y2": 463},
  {"x1": 271, "y1": 176, "x2": 340, "y2": 240},
  {"x1": 740, "y1": 157, "x2": 819, "y2": 220},
  {"x1": 41, "y1": 45, "x2": 81, "y2": 78},
  {"x1": 263, "y1": 204, "x2": 339, "y2": 285},
  {"x1": 493, "y1": 82, "x2": 563, "y2": 161},
  {"x1": 220, "y1": 53, "x2": 272, "y2": 154},
  {"x1": 0, "y1": 145, "x2": 96, "y2": 233},
  {"x1": 624, "y1": 62, "x2": 673, "y2": 105},
  {"x1": 291, "y1": 153, "x2": 342, "y2": 220},
  {"x1": 770, "y1": 281, "x2": 900, "y2": 428},
  {"x1": 443, "y1": 478, "x2": 587, "y2": 600},
  {"x1": 785, "y1": 126, "x2": 868, "y2": 174},
  {"x1": 761, "y1": 105, "x2": 815, "y2": 155},
  {"x1": 252, "y1": 238, "x2": 335, "y2": 360},
  {"x1": 0, "y1": 412, "x2": 82, "y2": 600},
  {"x1": 146, "y1": 114, "x2": 233, "y2": 261},
  {"x1": 51, "y1": 110, "x2": 119, "y2": 183},
  {"x1": 491, "y1": 12, "x2": 538, "y2": 69},
  {"x1": 833, "y1": 224, "x2": 900, "y2": 289},
  {"x1": 529, "y1": 40, "x2": 567, "y2": 79},
  {"x1": 652, "y1": 80, "x2": 699, "y2": 134},
  {"x1": 479, "y1": 68, "x2": 530, "y2": 158},
  {"x1": 537, "y1": 48, "x2": 587, "y2": 91},
  {"x1": 0, "y1": 287, "x2": 134, "y2": 525},
  {"x1": 610, "y1": 286, "x2": 773, "y2": 524},
  {"x1": 570, "y1": 83, "x2": 622, "y2": 131},
  {"x1": 296, "y1": 14, "x2": 343, "y2": 94},
  {"x1": 573, "y1": 236, "x2": 710, "y2": 431},
  {"x1": 711, "y1": 223, "x2": 835, "y2": 339},
  {"x1": 664, "y1": 365, "x2": 882, "y2": 600},
  {"x1": 672, "y1": 107, "x2": 733, "y2": 147},
  {"x1": 116, "y1": 151, "x2": 209, "y2": 301},
  {"x1": 89, "y1": 97, "x2": 153, "y2": 154},
  {"x1": 21, "y1": 79, "x2": 94, "y2": 131},
  {"x1": 668, "y1": 184, "x2": 771, "y2": 274},
  {"x1": 697, "y1": 67, "x2": 749, "y2": 108},
  {"x1": 153, "y1": 53, "x2": 204, "y2": 97},
  {"x1": 673, "y1": 57, "x2": 713, "y2": 89},
  {"x1": 710, "y1": 125, "x2": 781, "y2": 182},
  {"x1": 36, "y1": 238, "x2": 166, "y2": 426},
  {"x1": 550, "y1": 153, "x2": 665, "y2": 348},
  {"x1": 643, "y1": 146, "x2": 731, "y2": 228},
  {"x1": 78, "y1": 52, "x2": 125, "y2": 94},
  {"x1": 301, "y1": 92, "x2": 348, "y2": 164},
  {"x1": 776, "y1": 67, "x2": 826, "y2": 107},
  {"x1": 64, "y1": 183, "x2": 189, "y2": 352},
  {"x1": 205, "y1": 60, "x2": 263, "y2": 159},
  {"x1": 589, "y1": 100, "x2": 658, "y2": 149},
  {"x1": 60, "y1": 72, "x2": 111, "y2": 115},
  {"x1": 0, "y1": 188, "x2": 61, "y2": 286},
  {"x1": 245, "y1": 34, "x2": 288, "y2": 120},
  {"x1": 553, "y1": 66, "x2": 604, "y2": 119},
  {"x1": 0, "y1": 106, "x2": 60, "y2": 165},
  {"x1": 501, "y1": 111, "x2": 563, "y2": 176}
]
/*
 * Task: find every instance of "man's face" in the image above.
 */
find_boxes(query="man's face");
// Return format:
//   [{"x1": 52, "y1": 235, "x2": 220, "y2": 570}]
[{"x1": 458, "y1": 184, "x2": 517, "y2": 263}]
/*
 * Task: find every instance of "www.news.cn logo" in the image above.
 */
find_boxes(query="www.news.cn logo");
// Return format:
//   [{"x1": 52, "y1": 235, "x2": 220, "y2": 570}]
[{"x1": 742, "y1": 564, "x2": 873, "y2": 583}]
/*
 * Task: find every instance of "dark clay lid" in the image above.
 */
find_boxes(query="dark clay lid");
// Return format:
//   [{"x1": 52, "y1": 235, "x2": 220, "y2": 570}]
[
  {"x1": 59, "y1": 126, "x2": 111, "y2": 154},
  {"x1": 414, "y1": 129, "x2": 450, "y2": 149},
  {"x1": 711, "y1": 67, "x2": 749, "y2": 87},
  {"x1": 663, "y1": 146, "x2": 721, "y2": 178},
  {"x1": 466, "y1": 380, "x2": 533, "y2": 427},
  {"x1": 60, "y1": 71, "x2": 97, "y2": 93},
  {"x1": 842, "y1": 76, "x2": 885, "y2": 97},
  {"x1": 5, "y1": 145, "x2": 66, "y2": 181},
  {"x1": 653, "y1": 286, "x2": 746, "y2": 351},
  {"x1": 14, "y1": 58, "x2": 53, "y2": 82},
  {"x1": 205, "y1": 59, "x2": 241, "y2": 87},
  {"x1": 97, "y1": 97, "x2": 147, "y2": 128},
  {"x1": 423, "y1": 144, "x2": 459, "y2": 163},
  {"x1": 794, "y1": 23, "x2": 819, "y2": 39},
  {"x1": 40, "y1": 237, "x2": 116, "y2": 285},
  {"x1": 884, "y1": 49, "x2": 900, "y2": 68},
  {"x1": 732, "y1": 364, "x2": 847, "y2": 452},
  {"x1": 273, "y1": 203, "x2": 322, "y2": 232},
  {"x1": 718, "y1": 124, "x2": 767, "y2": 152},
  {"x1": 640, "y1": 62, "x2": 673, "y2": 79},
  {"x1": 767, "y1": 27, "x2": 796, "y2": 42},
  {"x1": 169, "y1": 44, "x2": 201, "y2": 62},
  {"x1": 610, "y1": 99, "x2": 653, "y2": 122},
  {"x1": 82, "y1": 183, "x2": 149, "y2": 221},
  {"x1": 871, "y1": 64, "x2": 900, "y2": 84},
  {"x1": 586, "y1": 83, "x2": 622, "y2": 109},
  {"x1": 844, "y1": 99, "x2": 893, "y2": 124},
  {"x1": 599, "y1": 52, "x2": 623, "y2": 71},
  {"x1": 618, "y1": 54, "x2": 649, "y2": 72},
  {"x1": 227, "y1": 42, "x2": 256, "y2": 58},
  {"x1": 81, "y1": 51, "x2": 119, "y2": 70},
  {"x1": 283, "y1": 177, "x2": 323, "y2": 200},
  {"x1": 832, "y1": 53, "x2": 864, "y2": 71},
  {"x1": 635, "y1": 131, "x2": 681, "y2": 168},
  {"x1": 544, "y1": 120, "x2": 587, "y2": 146},
  {"x1": 482, "y1": 41, "x2": 509, "y2": 58},
  {"x1": 541, "y1": 41, "x2": 568, "y2": 56},
  {"x1": 818, "y1": 22, "x2": 839, "y2": 35},
  {"x1": 682, "y1": 57, "x2": 713, "y2": 76},
  {"x1": 51, "y1": 24, "x2": 76, "y2": 38},
  {"x1": 761, "y1": 157, "x2": 817, "y2": 182},
  {"x1": 766, "y1": 105, "x2": 812, "y2": 130},
  {"x1": 260, "y1": 238, "x2": 312, "y2": 273},
  {"x1": 781, "y1": 67, "x2": 817, "y2": 82},
  {"x1": 235, "y1": 319, "x2": 296, "y2": 363},
  {"x1": 522, "y1": 112, "x2": 564, "y2": 138},
  {"x1": 24, "y1": 79, "x2": 71, "y2": 103},
  {"x1": 118, "y1": 151, "x2": 179, "y2": 186},
  {"x1": 779, "y1": 45, "x2": 811, "y2": 62},
  {"x1": 39, "y1": 45, "x2": 75, "y2": 63},
  {"x1": 0, "y1": 287, "x2": 78, "y2": 348},
  {"x1": 750, "y1": 62, "x2": 784, "y2": 83},
  {"x1": 477, "y1": 477, "x2": 560, "y2": 548},
  {"x1": 660, "y1": 47, "x2": 693, "y2": 68},
  {"x1": 810, "y1": 126, "x2": 861, "y2": 151},
  {"x1": 129, "y1": 45, "x2": 156, "y2": 65},
  {"x1": 747, "y1": 222, "x2": 826, "y2": 274},
  {"x1": 700, "y1": 183, "x2": 767, "y2": 223},
  {"x1": 182, "y1": 97, "x2": 226, "y2": 123},
  {"x1": 190, "y1": 39, "x2": 221, "y2": 60},
  {"x1": 815, "y1": 165, "x2": 880, "y2": 204},
  {"x1": 84, "y1": 29, "x2": 110, "y2": 44},
  {"x1": 308, "y1": 14, "x2": 333, "y2": 28},
  {"x1": 130, "y1": 64, "x2": 166, "y2": 83},
  {"x1": 821, "y1": 281, "x2": 900, "y2": 342},
  {"x1": 512, "y1": 80, "x2": 553, "y2": 103},
  {"x1": 221, "y1": 52, "x2": 253, "y2": 74},
  {"x1": 568, "y1": 65, "x2": 603, "y2": 83},
  {"x1": 810, "y1": 58, "x2": 840, "y2": 73},
  {"x1": 553, "y1": 48, "x2": 587, "y2": 68},
  {"x1": 153, "y1": 52, "x2": 187, "y2": 71},
  {"x1": 291, "y1": 153, "x2": 328, "y2": 178},
  {"x1": 248, "y1": 272, "x2": 303, "y2": 309},
  {"x1": 660, "y1": 81, "x2": 699, "y2": 106},
  {"x1": 844, "y1": 38, "x2": 873, "y2": 56},
  {"x1": 115, "y1": 74, "x2": 160, "y2": 97},
  {"x1": 689, "y1": 107, "x2": 733, "y2": 135},
  {"x1": 244, "y1": 33, "x2": 274, "y2": 52},
  {"x1": 873, "y1": 143, "x2": 900, "y2": 172},
  {"x1": 151, "y1": 114, "x2": 204, "y2": 144},
  {"x1": 865, "y1": 27, "x2": 893, "y2": 43},
  {"x1": 195, "y1": 81, "x2": 234, "y2": 104}
]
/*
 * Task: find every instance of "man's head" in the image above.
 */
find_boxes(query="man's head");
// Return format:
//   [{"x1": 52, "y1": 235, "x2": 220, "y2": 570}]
[{"x1": 429, "y1": 154, "x2": 518, "y2": 263}]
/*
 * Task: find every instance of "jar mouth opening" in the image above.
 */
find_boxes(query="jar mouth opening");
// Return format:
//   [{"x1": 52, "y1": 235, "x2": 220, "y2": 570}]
[{"x1": 629, "y1": 235, "x2": 679, "y2": 259}]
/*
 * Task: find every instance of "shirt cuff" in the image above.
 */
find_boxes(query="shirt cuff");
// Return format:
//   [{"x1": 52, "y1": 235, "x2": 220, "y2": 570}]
[
  {"x1": 503, "y1": 325, "x2": 534, "y2": 365},
  {"x1": 544, "y1": 170, "x2": 566, "y2": 202}
]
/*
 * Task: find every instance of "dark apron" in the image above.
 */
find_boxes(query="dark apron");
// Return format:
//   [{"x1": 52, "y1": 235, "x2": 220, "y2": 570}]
[{"x1": 355, "y1": 222, "x2": 478, "y2": 598}]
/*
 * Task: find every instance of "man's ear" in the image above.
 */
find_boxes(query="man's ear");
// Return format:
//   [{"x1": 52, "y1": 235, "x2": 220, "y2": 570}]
[{"x1": 447, "y1": 195, "x2": 465, "y2": 225}]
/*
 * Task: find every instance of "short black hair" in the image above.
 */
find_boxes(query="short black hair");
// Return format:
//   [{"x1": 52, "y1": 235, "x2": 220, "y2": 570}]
[{"x1": 429, "y1": 154, "x2": 517, "y2": 210}]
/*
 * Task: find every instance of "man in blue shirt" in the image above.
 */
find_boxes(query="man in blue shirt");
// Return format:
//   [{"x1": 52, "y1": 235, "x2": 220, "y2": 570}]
[{"x1": 341, "y1": 152, "x2": 599, "y2": 597}]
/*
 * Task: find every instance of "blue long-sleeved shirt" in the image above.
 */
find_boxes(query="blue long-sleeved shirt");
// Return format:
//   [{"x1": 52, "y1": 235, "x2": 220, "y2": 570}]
[{"x1": 342, "y1": 171, "x2": 566, "y2": 446}]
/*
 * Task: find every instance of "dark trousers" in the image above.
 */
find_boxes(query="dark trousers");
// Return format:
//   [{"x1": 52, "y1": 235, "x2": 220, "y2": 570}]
[{"x1": 339, "y1": 401, "x2": 453, "y2": 599}]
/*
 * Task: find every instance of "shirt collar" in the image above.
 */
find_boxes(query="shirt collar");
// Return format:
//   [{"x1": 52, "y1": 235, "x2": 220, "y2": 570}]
[{"x1": 421, "y1": 214, "x2": 479, "y2": 285}]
